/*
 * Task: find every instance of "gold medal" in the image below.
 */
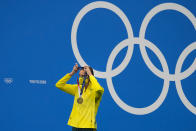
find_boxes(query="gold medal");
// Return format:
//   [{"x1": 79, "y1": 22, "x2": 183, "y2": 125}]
[{"x1": 77, "y1": 97, "x2": 83, "y2": 104}]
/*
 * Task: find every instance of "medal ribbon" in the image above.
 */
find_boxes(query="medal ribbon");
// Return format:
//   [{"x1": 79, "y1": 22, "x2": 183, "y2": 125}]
[
  {"x1": 77, "y1": 75, "x2": 87, "y2": 98},
  {"x1": 77, "y1": 76, "x2": 81, "y2": 97}
]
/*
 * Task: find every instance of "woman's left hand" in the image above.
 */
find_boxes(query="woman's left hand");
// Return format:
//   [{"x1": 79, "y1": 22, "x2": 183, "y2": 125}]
[{"x1": 84, "y1": 66, "x2": 92, "y2": 76}]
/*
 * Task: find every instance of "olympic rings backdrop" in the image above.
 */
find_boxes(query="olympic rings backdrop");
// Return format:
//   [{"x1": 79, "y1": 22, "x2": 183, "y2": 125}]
[{"x1": 0, "y1": 0, "x2": 195, "y2": 131}]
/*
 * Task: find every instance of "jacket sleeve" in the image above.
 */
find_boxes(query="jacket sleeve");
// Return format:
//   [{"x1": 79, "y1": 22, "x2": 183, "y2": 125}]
[
  {"x1": 55, "y1": 73, "x2": 77, "y2": 96},
  {"x1": 89, "y1": 75, "x2": 104, "y2": 99}
]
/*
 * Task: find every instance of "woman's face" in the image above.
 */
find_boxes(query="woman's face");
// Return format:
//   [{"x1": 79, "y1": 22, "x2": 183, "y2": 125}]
[
  {"x1": 79, "y1": 69, "x2": 89, "y2": 85},
  {"x1": 79, "y1": 69, "x2": 85, "y2": 77}
]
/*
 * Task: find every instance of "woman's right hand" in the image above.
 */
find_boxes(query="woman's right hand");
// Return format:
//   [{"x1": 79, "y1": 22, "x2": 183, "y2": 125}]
[{"x1": 69, "y1": 63, "x2": 78, "y2": 76}]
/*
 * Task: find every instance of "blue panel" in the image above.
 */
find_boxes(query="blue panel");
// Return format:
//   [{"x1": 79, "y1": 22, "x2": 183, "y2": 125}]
[{"x1": 0, "y1": 0, "x2": 195, "y2": 130}]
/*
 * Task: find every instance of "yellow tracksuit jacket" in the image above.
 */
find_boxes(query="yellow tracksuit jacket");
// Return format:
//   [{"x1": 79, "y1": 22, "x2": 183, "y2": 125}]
[{"x1": 55, "y1": 73, "x2": 104, "y2": 129}]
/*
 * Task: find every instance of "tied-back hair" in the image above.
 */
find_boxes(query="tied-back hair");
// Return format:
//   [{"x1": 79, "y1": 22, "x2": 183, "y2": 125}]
[
  {"x1": 84, "y1": 67, "x2": 94, "y2": 89},
  {"x1": 87, "y1": 67, "x2": 94, "y2": 85},
  {"x1": 89, "y1": 66, "x2": 94, "y2": 76}
]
